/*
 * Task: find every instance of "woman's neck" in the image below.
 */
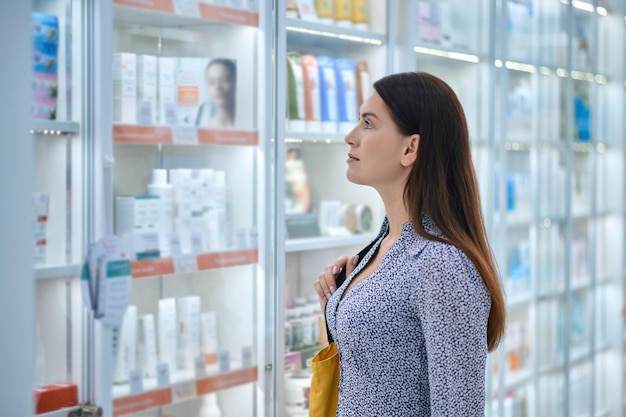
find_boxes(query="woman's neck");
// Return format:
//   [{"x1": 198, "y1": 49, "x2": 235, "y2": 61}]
[{"x1": 378, "y1": 186, "x2": 411, "y2": 241}]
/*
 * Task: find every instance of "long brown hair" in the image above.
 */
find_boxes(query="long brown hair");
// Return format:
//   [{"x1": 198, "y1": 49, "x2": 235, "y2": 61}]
[{"x1": 374, "y1": 71, "x2": 505, "y2": 351}]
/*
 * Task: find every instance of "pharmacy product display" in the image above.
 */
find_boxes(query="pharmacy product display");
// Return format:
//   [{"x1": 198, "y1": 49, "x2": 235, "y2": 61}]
[
  {"x1": 107, "y1": 2, "x2": 266, "y2": 417},
  {"x1": 30, "y1": 0, "x2": 85, "y2": 415}
]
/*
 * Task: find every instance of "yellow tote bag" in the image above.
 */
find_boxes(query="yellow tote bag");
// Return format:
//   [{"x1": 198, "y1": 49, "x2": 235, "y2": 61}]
[{"x1": 308, "y1": 342, "x2": 340, "y2": 417}]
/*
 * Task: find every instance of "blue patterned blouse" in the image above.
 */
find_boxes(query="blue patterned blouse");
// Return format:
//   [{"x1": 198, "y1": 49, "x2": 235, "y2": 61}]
[{"x1": 326, "y1": 216, "x2": 491, "y2": 416}]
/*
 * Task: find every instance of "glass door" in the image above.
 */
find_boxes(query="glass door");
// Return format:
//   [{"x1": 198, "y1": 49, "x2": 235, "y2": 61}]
[{"x1": 107, "y1": 1, "x2": 269, "y2": 416}]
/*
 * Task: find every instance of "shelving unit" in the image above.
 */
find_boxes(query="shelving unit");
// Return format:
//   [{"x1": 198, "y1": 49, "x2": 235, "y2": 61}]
[{"x1": 10, "y1": 1, "x2": 626, "y2": 416}]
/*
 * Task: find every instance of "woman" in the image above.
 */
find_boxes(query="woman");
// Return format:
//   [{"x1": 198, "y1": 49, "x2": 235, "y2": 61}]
[
  {"x1": 196, "y1": 58, "x2": 236, "y2": 128},
  {"x1": 313, "y1": 72, "x2": 505, "y2": 416}
]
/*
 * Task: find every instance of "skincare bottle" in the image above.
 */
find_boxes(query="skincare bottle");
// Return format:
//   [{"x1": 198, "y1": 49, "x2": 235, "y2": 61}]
[
  {"x1": 335, "y1": 58, "x2": 358, "y2": 133},
  {"x1": 200, "y1": 311, "x2": 219, "y2": 361},
  {"x1": 317, "y1": 56, "x2": 339, "y2": 133},
  {"x1": 334, "y1": 0, "x2": 353, "y2": 27},
  {"x1": 286, "y1": 52, "x2": 306, "y2": 131},
  {"x1": 315, "y1": 0, "x2": 334, "y2": 23},
  {"x1": 158, "y1": 298, "x2": 178, "y2": 374},
  {"x1": 137, "y1": 314, "x2": 158, "y2": 378},
  {"x1": 114, "y1": 305, "x2": 137, "y2": 384},
  {"x1": 147, "y1": 169, "x2": 174, "y2": 257},
  {"x1": 355, "y1": 60, "x2": 370, "y2": 109},
  {"x1": 351, "y1": 0, "x2": 369, "y2": 30},
  {"x1": 198, "y1": 393, "x2": 222, "y2": 417},
  {"x1": 301, "y1": 55, "x2": 321, "y2": 132}
]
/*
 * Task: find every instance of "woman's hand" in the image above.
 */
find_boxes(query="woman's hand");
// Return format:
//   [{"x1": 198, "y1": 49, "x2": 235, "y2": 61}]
[{"x1": 314, "y1": 254, "x2": 359, "y2": 310}]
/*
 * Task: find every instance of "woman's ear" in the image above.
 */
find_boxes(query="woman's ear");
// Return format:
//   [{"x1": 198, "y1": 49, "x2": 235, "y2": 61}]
[{"x1": 400, "y1": 134, "x2": 419, "y2": 167}]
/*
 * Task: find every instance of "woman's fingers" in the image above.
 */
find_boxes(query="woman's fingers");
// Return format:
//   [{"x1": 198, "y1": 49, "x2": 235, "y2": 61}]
[{"x1": 313, "y1": 255, "x2": 351, "y2": 307}]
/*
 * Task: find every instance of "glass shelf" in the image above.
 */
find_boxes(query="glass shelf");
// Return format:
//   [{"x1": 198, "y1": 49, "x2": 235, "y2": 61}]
[
  {"x1": 31, "y1": 120, "x2": 79, "y2": 136},
  {"x1": 34, "y1": 264, "x2": 81, "y2": 281},
  {"x1": 286, "y1": 17, "x2": 385, "y2": 46},
  {"x1": 113, "y1": 1, "x2": 259, "y2": 28},
  {"x1": 285, "y1": 233, "x2": 377, "y2": 253}
]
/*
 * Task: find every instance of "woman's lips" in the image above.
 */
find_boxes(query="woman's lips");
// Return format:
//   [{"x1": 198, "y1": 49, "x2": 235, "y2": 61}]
[{"x1": 347, "y1": 153, "x2": 359, "y2": 162}]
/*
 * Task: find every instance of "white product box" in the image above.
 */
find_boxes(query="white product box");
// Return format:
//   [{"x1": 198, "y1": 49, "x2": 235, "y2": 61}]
[
  {"x1": 137, "y1": 55, "x2": 157, "y2": 125},
  {"x1": 158, "y1": 57, "x2": 177, "y2": 125},
  {"x1": 176, "y1": 296, "x2": 201, "y2": 371},
  {"x1": 116, "y1": 195, "x2": 160, "y2": 234},
  {"x1": 32, "y1": 192, "x2": 49, "y2": 265},
  {"x1": 113, "y1": 53, "x2": 137, "y2": 124},
  {"x1": 175, "y1": 58, "x2": 207, "y2": 126},
  {"x1": 117, "y1": 195, "x2": 161, "y2": 259}
]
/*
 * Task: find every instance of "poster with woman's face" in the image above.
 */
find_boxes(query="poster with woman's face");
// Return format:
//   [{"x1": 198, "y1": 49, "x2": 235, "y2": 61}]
[{"x1": 195, "y1": 58, "x2": 237, "y2": 129}]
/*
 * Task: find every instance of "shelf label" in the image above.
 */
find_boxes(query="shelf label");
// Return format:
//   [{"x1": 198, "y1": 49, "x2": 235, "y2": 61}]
[
  {"x1": 171, "y1": 380, "x2": 197, "y2": 402},
  {"x1": 197, "y1": 129, "x2": 259, "y2": 146},
  {"x1": 196, "y1": 367, "x2": 259, "y2": 395},
  {"x1": 198, "y1": 4, "x2": 258, "y2": 27},
  {"x1": 242, "y1": 346, "x2": 253, "y2": 369},
  {"x1": 113, "y1": 0, "x2": 175, "y2": 13},
  {"x1": 218, "y1": 350, "x2": 231, "y2": 373},
  {"x1": 172, "y1": 126, "x2": 199, "y2": 145},
  {"x1": 113, "y1": 125, "x2": 173, "y2": 144},
  {"x1": 197, "y1": 249, "x2": 258, "y2": 270},
  {"x1": 131, "y1": 258, "x2": 175, "y2": 279},
  {"x1": 194, "y1": 356, "x2": 208, "y2": 379},
  {"x1": 156, "y1": 363, "x2": 170, "y2": 388},
  {"x1": 129, "y1": 369, "x2": 144, "y2": 395},
  {"x1": 112, "y1": 388, "x2": 172, "y2": 417},
  {"x1": 173, "y1": 254, "x2": 199, "y2": 274}
]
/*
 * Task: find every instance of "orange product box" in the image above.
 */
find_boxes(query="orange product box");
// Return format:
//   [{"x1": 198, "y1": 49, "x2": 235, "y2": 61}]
[{"x1": 34, "y1": 384, "x2": 78, "y2": 414}]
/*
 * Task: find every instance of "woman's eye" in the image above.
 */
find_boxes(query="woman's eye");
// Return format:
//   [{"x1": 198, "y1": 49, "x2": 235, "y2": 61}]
[{"x1": 363, "y1": 119, "x2": 372, "y2": 129}]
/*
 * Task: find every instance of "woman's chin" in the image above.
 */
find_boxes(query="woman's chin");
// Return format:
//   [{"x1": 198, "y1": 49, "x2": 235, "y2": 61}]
[{"x1": 346, "y1": 171, "x2": 366, "y2": 185}]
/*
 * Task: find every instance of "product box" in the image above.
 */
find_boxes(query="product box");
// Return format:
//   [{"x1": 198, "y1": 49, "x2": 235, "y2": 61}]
[
  {"x1": 116, "y1": 195, "x2": 160, "y2": 234},
  {"x1": 416, "y1": 1, "x2": 440, "y2": 44},
  {"x1": 158, "y1": 57, "x2": 177, "y2": 125},
  {"x1": 175, "y1": 58, "x2": 206, "y2": 126},
  {"x1": 34, "y1": 384, "x2": 78, "y2": 414},
  {"x1": 32, "y1": 38, "x2": 59, "y2": 120},
  {"x1": 174, "y1": 57, "x2": 238, "y2": 129},
  {"x1": 32, "y1": 192, "x2": 49, "y2": 265},
  {"x1": 32, "y1": 13, "x2": 59, "y2": 45},
  {"x1": 176, "y1": 296, "x2": 201, "y2": 371},
  {"x1": 113, "y1": 53, "x2": 137, "y2": 124},
  {"x1": 137, "y1": 55, "x2": 157, "y2": 125},
  {"x1": 116, "y1": 195, "x2": 161, "y2": 259}
]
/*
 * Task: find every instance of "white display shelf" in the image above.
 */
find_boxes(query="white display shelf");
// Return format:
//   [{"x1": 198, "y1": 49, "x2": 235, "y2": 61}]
[
  {"x1": 570, "y1": 345, "x2": 591, "y2": 365},
  {"x1": 112, "y1": 1, "x2": 258, "y2": 30},
  {"x1": 31, "y1": 120, "x2": 80, "y2": 136},
  {"x1": 538, "y1": 288, "x2": 565, "y2": 301},
  {"x1": 285, "y1": 131, "x2": 346, "y2": 143},
  {"x1": 413, "y1": 42, "x2": 487, "y2": 64},
  {"x1": 285, "y1": 18, "x2": 385, "y2": 46},
  {"x1": 286, "y1": 233, "x2": 377, "y2": 253},
  {"x1": 112, "y1": 364, "x2": 257, "y2": 417},
  {"x1": 492, "y1": 367, "x2": 531, "y2": 392},
  {"x1": 35, "y1": 406, "x2": 80, "y2": 417},
  {"x1": 507, "y1": 291, "x2": 532, "y2": 308},
  {"x1": 34, "y1": 264, "x2": 81, "y2": 281}
]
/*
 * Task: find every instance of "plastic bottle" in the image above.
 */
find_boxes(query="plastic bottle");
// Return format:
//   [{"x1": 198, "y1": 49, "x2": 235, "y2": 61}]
[
  {"x1": 284, "y1": 309, "x2": 293, "y2": 352},
  {"x1": 300, "y1": 305, "x2": 313, "y2": 347},
  {"x1": 198, "y1": 393, "x2": 222, "y2": 417},
  {"x1": 290, "y1": 307, "x2": 303, "y2": 350}
]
